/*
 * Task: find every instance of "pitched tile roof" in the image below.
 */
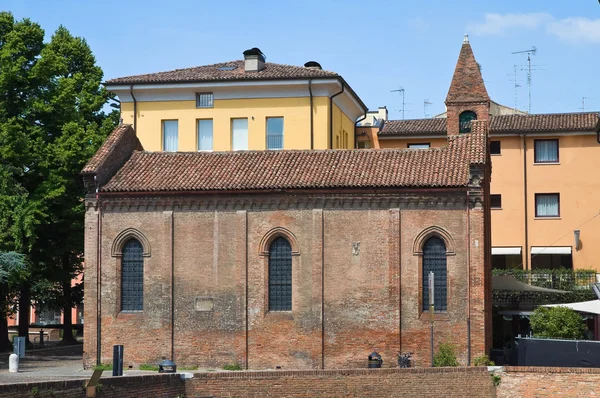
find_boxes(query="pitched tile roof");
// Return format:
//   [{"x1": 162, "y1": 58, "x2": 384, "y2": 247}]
[
  {"x1": 489, "y1": 112, "x2": 600, "y2": 133},
  {"x1": 105, "y1": 61, "x2": 339, "y2": 85},
  {"x1": 379, "y1": 112, "x2": 600, "y2": 136},
  {"x1": 380, "y1": 118, "x2": 447, "y2": 136},
  {"x1": 82, "y1": 124, "x2": 143, "y2": 186},
  {"x1": 446, "y1": 40, "x2": 490, "y2": 104},
  {"x1": 98, "y1": 121, "x2": 488, "y2": 193}
]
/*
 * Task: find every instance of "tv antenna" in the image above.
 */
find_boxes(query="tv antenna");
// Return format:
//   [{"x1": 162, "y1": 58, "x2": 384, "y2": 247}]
[
  {"x1": 511, "y1": 46, "x2": 538, "y2": 113},
  {"x1": 391, "y1": 87, "x2": 405, "y2": 120},
  {"x1": 424, "y1": 99, "x2": 433, "y2": 118},
  {"x1": 506, "y1": 65, "x2": 523, "y2": 112},
  {"x1": 581, "y1": 97, "x2": 596, "y2": 111}
]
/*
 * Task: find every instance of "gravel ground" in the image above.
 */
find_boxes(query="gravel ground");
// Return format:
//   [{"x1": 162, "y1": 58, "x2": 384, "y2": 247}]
[{"x1": 0, "y1": 344, "x2": 158, "y2": 385}]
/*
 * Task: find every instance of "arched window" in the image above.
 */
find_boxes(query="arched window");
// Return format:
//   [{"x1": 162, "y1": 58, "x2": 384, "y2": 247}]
[
  {"x1": 459, "y1": 111, "x2": 477, "y2": 134},
  {"x1": 268, "y1": 237, "x2": 292, "y2": 311},
  {"x1": 121, "y1": 239, "x2": 144, "y2": 311},
  {"x1": 422, "y1": 236, "x2": 447, "y2": 312}
]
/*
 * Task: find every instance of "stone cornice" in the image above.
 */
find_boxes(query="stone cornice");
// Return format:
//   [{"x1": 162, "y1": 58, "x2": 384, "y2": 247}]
[{"x1": 86, "y1": 192, "x2": 468, "y2": 212}]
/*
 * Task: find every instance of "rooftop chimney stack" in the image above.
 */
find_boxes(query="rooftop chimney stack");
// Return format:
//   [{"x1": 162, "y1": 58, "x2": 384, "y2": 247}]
[
  {"x1": 243, "y1": 47, "x2": 266, "y2": 72},
  {"x1": 304, "y1": 61, "x2": 323, "y2": 70}
]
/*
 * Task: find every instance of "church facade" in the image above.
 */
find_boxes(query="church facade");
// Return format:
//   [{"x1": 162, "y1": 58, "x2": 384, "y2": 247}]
[{"x1": 81, "y1": 122, "x2": 491, "y2": 369}]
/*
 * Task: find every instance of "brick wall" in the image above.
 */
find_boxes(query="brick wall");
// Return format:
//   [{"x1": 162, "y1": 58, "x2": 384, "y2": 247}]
[
  {"x1": 0, "y1": 374, "x2": 185, "y2": 398},
  {"x1": 84, "y1": 191, "x2": 490, "y2": 369},
  {"x1": 497, "y1": 366, "x2": 600, "y2": 398},
  {"x1": 188, "y1": 367, "x2": 496, "y2": 397}
]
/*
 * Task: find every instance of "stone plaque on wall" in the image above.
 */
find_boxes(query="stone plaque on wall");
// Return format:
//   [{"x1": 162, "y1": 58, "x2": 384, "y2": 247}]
[{"x1": 195, "y1": 297, "x2": 214, "y2": 312}]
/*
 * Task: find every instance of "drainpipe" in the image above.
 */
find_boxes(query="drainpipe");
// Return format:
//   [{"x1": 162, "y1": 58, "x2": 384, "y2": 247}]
[
  {"x1": 466, "y1": 191, "x2": 471, "y2": 365},
  {"x1": 354, "y1": 113, "x2": 368, "y2": 149},
  {"x1": 170, "y1": 211, "x2": 175, "y2": 362},
  {"x1": 95, "y1": 176, "x2": 102, "y2": 366},
  {"x1": 129, "y1": 84, "x2": 137, "y2": 132},
  {"x1": 308, "y1": 79, "x2": 314, "y2": 150},
  {"x1": 522, "y1": 134, "x2": 529, "y2": 270},
  {"x1": 329, "y1": 82, "x2": 344, "y2": 149}
]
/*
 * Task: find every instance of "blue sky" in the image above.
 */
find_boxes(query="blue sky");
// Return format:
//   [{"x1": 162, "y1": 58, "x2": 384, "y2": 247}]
[{"x1": 4, "y1": 0, "x2": 600, "y2": 120}]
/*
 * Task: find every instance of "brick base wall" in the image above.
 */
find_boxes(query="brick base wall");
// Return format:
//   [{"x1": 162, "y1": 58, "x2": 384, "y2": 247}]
[
  {"x1": 188, "y1": 367, "x2": 496, "y2": 397},
  {"x1": 497, "y1": 367, "x2": 600, "y2": 398},
  {"x1": 0, "y1": 374, "x2": 185, "y2": 398}
]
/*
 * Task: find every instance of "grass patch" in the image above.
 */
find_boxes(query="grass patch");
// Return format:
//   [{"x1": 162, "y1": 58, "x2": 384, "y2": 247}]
[
  {"x1": 139, "y1": 364, "x2": 159, "y2": 371},
  {"x1": 222, "y1": 363, "x2": 242, "y2": 371},
  {"x1": 179, "y1": 365, "x2": 199, "y2": 371},
  {"x1": 94, "y1": 363, "x2": 112, "y2": 371}
]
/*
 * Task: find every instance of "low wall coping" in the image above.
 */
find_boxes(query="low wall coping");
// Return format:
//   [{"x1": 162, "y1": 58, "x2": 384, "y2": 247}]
[{"x1": 504, "y1": 366, "x2": 600, "y2": 374}]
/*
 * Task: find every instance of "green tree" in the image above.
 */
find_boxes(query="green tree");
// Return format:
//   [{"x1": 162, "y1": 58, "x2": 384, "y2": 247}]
[
  {"x1": 530, "y1": 306, "x2": 586, "y2": 340},
  {"x1": 0, "y1": 252, "x2": 26, "y2": 351},
  {"x1": 0, "y1": 11, "x2": 117, "y2": 344}
]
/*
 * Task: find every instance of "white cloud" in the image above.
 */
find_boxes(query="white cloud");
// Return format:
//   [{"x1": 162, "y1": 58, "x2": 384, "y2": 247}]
[
  {"x1": 468, "y1": 12, "x2": 553, "y2": 36},
  {"x1": 546, "y1": 17, "x2": 600, "y2": 44}
]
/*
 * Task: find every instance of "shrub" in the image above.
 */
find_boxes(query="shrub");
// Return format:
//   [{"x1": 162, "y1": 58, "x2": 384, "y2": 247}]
[
  {"x1": 222, "y1": 363, "x2": 242, "y2": 371},
  {"x1": 473, "y1": 354, "x2": 495, "y2": 366},
  {"x1": 93, "y1": 363, "x2": 112, "y2": 371},
  {"x1": 433, "y1": 343, "x2": 459, "y2": 367},
  {"x1": 529, "y1": 306, "x2": 586, "y2": 340}
]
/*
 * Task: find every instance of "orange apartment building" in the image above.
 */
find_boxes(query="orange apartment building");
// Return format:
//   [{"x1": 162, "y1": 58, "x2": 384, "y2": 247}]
[{"x1": 357, "y1": 35, "x2": 600, "y2": 273}]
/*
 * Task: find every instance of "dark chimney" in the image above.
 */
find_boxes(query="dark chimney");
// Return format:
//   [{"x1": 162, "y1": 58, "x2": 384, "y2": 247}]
[
  {"x1": 243, "y1": 47, "x2": 266, "y2": 72},
  {"x1": 304, "y1": 61, "x2": 322, "y2": 70}
]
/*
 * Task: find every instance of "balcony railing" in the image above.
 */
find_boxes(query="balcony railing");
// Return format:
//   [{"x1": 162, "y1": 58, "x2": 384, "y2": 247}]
[{"x1": 493, "y1": 269, "x2": 597, "y2": 292}]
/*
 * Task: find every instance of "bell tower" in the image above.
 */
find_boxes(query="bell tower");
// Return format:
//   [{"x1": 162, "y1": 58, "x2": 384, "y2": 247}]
[{"x1": 445, "y1": 35, "x2": 490, "y2": 136}]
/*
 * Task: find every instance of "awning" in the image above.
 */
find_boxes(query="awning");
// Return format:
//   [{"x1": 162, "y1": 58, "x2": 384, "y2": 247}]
[
  {"x1": 492, "y1": 247, "x2": 522, "y2": 255},
  {"x1": 531, "y1": 246, "x2": 572, "y2": 255},
  {"x1": 544, "y1": 300, "x2": 600, "y2": 315},
  {"x1": 492, "y1": 275, "x2": 567, "y2": 293}
]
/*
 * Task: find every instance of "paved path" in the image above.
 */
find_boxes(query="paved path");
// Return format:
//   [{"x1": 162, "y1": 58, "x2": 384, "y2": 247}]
[{"x1": 0, "y1": 345, "x2": 156, "y2": 385}]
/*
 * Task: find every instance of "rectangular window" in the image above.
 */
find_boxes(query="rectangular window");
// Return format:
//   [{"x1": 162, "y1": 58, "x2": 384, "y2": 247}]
[
  {"x1": 534, "y1": 139, "x2": 559, "y2": 163},
  {"x1": 231, "y1": 118, "x2": 248, "y2": 151},
  {"x1": 535, "y1": 193, "x2": 560, "y2": 217},
  {"x1": 197, "y1": 119, "x2": 213, "y2": 151},
  {"x1": 162, "y1": 120, "x2": 178, "y2": 152},
  {"x1": 491, "y1": 194, "x2": 502, "y2": 209},
  {"x1": 343, "y1": 130, "x2": 348, "y2": 148},
  {"x1": 266, "y1": 117, "x2": 284, "y2": 150},
  {"x1": 490, "y1": 140, "x2": 501, "y2": 155},
  {"x1": 408, "y1": 143, "x2": 430, "y2": 149},
  {"x1": 357, "y1": 141, "x2": 371, "y2": 149},
  {"x1": 196, "y1": 93, "x2": 214, "y2": 108}
]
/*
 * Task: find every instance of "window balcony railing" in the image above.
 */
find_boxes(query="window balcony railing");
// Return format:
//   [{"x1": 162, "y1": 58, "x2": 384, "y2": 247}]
[{"x1": 493, "y1": 268, "x2": 597, "y2": 292}]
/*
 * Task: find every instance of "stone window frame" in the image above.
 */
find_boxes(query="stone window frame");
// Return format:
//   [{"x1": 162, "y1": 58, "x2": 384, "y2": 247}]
[
  {"x1": 111, "y1": 228, "x2": 151, "y2": 314},
  {"x1": 413, "y1": 226, "x2": 455, "y2": 320},
  {"x1": 259, "y1": 227, "x2": 300, "y2": 316}
]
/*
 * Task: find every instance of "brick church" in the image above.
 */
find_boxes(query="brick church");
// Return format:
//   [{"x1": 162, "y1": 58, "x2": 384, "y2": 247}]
[{"x1": 81, "y1": 39, "x2": 492, "y2": 369}]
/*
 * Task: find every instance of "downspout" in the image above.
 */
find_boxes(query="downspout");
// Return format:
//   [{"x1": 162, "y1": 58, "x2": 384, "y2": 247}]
[
  {"x1": 95, "y1": 176, "x2": 102, "y2": 366},
  {"x1": 170, "y1": 211, "x2": 175, "y2": 362},
  {"x1": 354, "y1": 113, "x2": 368, "y2": 149},
  {"x1": 321, "y1": 211, "x2": 325, "y2": 369},
  {"x1": 329, "y1": 82, "x2": 345, "y2": 149},
  {"x1": 466, "y1": 191, "x2": 471, "y2": 366},
  {"x1": 129, "y1": 84, "x2": 137, "y2": 132},
  {"x1": 308, "y1": 79, "x2": 314, "y2": 150},
  {"x1": 522, "y1": 134, "x2": 529, "y2": 270}
]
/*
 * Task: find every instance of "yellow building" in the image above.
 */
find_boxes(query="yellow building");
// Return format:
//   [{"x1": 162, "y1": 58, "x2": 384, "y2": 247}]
[
  {"x1": 105, "y1": 48, "x2": 367, "y2": 152},
  {"x1": 364, "y1": 37, "x2": 600, "y2": 272}
]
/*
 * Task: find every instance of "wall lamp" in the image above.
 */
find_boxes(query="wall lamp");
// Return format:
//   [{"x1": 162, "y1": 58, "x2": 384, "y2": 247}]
[{"x1": 574, "y1": 230, "x2": 581, "y2": 251}]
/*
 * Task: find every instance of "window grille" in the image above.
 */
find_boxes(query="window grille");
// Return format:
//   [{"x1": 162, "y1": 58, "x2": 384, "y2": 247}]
[
  {"x1": 459, "y1": 111, "x2": 477, "y2": 134},
  {"x1": 121, "y1": 239, "x2": 144, "y2": 311},
  {"x1": 422, "y1": 236, "x2": 447, "y2": 312},
  {"x1": 268, "y1": 237, "x2": 292, "y2": 311},
  {"x1": 196, "y1": 93, "x2": 214, "y2": 108},
  {"x1": 266, "y1": 117, "x2": 284, "y2": 150}
]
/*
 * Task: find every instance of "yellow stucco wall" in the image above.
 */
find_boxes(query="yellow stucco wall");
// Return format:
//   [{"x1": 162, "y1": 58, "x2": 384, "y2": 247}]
[
  {"x1": 121, "y1": 96, "x2": 348, "y2": 151},
  {"x1": 331, "y1": 103, "x2": 355, "y2": 149},
  {"x1": 492, "y1": 134, "x2": 600, "y2": 271}
]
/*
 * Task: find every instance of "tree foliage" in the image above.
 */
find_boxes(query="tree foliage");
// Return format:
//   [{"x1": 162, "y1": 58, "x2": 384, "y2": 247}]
[
  {"x1": 529, "y1": 306, "x2": 586, "y2": 340},
  {"x1": 0, "y1": 11, "x2": 117, "y2": 345}
]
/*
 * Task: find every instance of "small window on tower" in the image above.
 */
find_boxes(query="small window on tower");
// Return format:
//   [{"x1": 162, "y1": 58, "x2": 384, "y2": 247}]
[{"x1": 459, "y1": 111, "x2": 477, "y2": 134}]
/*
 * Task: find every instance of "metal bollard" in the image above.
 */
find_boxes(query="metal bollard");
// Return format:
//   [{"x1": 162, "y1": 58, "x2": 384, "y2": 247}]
[
  {"x1": 39, "y1": 329, "x2": 44, "y2": 347},
  {"x1": 9, "y1": 353, "x2": 19, "y2": 373},
  {"x1": 112, "y1": 345, "x2": 124, "y2": 376}
]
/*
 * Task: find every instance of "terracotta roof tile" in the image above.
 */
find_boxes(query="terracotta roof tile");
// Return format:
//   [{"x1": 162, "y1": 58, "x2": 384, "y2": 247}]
[
  {"x1": 105, "y1": 61, "x2": 339, "y2": 85},
  {"x1": 489, "y1": 112, "x2": 600, "y2": 133},
  {"x1": 100, "y1": 123, "x2": 488, "y2": 193},
  {"x1": 379, "y1": 112, "x2": 600, "y2": 136}
]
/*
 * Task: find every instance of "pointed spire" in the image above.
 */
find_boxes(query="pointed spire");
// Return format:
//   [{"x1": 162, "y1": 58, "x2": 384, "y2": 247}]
[{"x1": 445, "y1": 36, "x2": 489, "y2": 104}]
